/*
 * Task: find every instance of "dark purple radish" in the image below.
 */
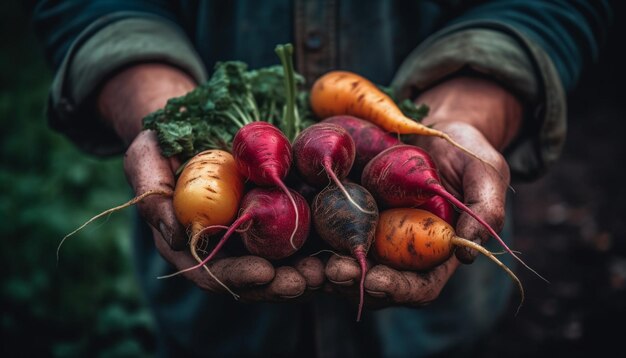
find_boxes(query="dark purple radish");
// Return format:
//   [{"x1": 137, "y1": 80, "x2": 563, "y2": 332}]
[
  {"x1": 312, "y1": 182, "x2": 378, "y2": 322},
  {"x1": 232, "y1": 121, "x2": 300, "y2": 249},
  {"x1": 292, "y1": 122, "x2": 374, "y2": 215},
  {"x1": 362, "y1": 144, "x2": 546, "y2": 281},
  {"x1": 167, "y1": 187, "x2": 311, "y2": 278},
  {"x1": 236, "y1": 188, "x2": 310, "y2": 259},
  {"x1": 285, "y1": 170, "x2": 319, "y2": 204},
  {"x1": 323, "y1": 115, "x2": 401, "y2": 178}
]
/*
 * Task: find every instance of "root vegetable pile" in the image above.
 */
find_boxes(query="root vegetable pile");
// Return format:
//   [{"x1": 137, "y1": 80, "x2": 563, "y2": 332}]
[
  {"x1": 170, "y1": 186, "x2": 311, "y2": 279},
  {"x1": 60, "y1": 43, "x2": 541, "y2": 322}
]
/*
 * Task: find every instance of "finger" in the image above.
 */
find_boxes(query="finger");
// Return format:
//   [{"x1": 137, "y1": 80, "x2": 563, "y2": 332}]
[
  {"x1": 325, "y1": 254, "x2": 362, "y2": 286},
  {"x1": 153, "y1": 229, "x2": 276, "y2": 293},
  {"x1": 124, "y1": 130, "x2": 186, "y2": 250},
  {"x1": 152, "y1": 227, "x2": 225, "y2": 289},
  {"x1": 293, "y1": 256, "x2": 325, "y2": 289},
  {"x1": 365, "y1": 258, "x2": 460, "y2": 306},
  {"x1": 363, "y1": 265, "x2": 410, "y2": 303},
  {"x1": 455, "y1": 152, "x2": 509, "y2": 264},
  {"x1": 207, "y1": 256, "x2": 277, "y2": 288},
  {"x1": 239, "y1": 266, "x2": 307, "y2": 302},
  {"x1": 421, "y1": 122, "x2": 510, "y2": 264}
]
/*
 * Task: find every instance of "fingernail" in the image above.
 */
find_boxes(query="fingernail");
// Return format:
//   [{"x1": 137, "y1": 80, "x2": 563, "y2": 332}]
[
  {"x1": 279, "y1": 291, "x2": 305, "y2": 299},
  {"x1": 328, "y1": 278, "x2": 354, "y2": 286},
  {"x1": 365, "y1": 290, "x2": 388, "y2": 298}
]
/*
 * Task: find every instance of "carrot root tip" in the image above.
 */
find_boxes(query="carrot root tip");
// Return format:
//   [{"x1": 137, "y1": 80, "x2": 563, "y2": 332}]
[
  {"x1": 57, "y1": 189, "x2": 172, "y2": 264},
  {"x1": 451, "y1": 236, "x2": 525, "y2": 313}
]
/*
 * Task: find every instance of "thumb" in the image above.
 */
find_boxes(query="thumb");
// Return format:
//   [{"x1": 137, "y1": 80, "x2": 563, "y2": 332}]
[
  {"x1": 124, "y1": 130, "x2": 187, "y2": 250},
  {"x1": 454, "y1": 154, "x2": 509, "y2": 264}
]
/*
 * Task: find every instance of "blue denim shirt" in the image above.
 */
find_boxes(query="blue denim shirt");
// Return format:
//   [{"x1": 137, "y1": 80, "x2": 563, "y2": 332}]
[
  {"x1": 33, "y1": 1, "x2": 611, "y2": 356},
  {"x1": 34, "y1": 0, "x2": 610, "y2": 179}
]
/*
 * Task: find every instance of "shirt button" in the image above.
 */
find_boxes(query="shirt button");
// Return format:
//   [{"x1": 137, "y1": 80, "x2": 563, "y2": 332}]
[{"x1": 305, "y1": 31, "x2": 323, "y2": 50}]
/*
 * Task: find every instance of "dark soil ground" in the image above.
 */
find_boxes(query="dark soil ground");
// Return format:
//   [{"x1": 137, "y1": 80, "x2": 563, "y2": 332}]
[{"x1": 479, "y1": 7, "x2": 626, "y2": 356}]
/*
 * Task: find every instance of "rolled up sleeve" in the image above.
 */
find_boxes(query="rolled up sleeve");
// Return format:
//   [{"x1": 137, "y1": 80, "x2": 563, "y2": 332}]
[
  {"x1": 392, "y1": 0, "x2": 612, "y2": 180},
  {"x1": 391, "y1": 22, "x2": 566, "y2": 180},
  {"x1": 47, "y1": 13, "x2": 207, "y2": 155}
]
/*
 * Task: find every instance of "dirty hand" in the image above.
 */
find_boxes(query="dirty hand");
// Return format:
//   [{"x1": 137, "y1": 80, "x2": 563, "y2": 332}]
[
  {"x1": 325, "y1": 75, "x2": 522, "y2": 308},
  {"x1": 99, "y1": 64, "x2": 324, "y2": 302}
]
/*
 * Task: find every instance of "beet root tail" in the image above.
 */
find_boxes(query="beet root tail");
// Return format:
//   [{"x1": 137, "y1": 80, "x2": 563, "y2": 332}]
[
  {"x1": 353, "y1": 246, "x2": 368, "y2": 322},
  {"x1": 275, "y1": 178, "x2": 299, "y2": 250},
  {"x1": 435, "y1": 188, "x2": 548, "y2": 283},
  {"x1": 323, "y1": 159, "x2": 375, "y2": 215}
]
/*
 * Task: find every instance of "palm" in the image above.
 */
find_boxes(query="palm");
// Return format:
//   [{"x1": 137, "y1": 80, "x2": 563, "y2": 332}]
[
  {"x1": 126, "y1": 131, "x2": 325, "y2": 302},
  {"x1": 324, "y1": 121, "x2": 511, "y2": 310}
]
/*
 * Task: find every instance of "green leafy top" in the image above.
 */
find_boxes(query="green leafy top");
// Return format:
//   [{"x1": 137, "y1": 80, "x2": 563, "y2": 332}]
[
  {"x1": 377, "y1": 85, "x2": 429, "y2": 122},
  {"x1": 143, "y1": 47, "x2": 426, "y2": 159},
  {"x1": 143, "y1": 56, "x2": 314, "y2": 159}
]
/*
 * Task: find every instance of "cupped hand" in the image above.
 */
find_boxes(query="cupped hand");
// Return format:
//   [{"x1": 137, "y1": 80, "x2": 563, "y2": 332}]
[
  {"x1": 324, "y1": 253, "x2": 461, "y2": 309},
  {"x1": 325, "y1": 75, "x2": 522, "y2": 309},
  {"x1": 100, "y1": 63, "x2": 325, "y2": 303},
  {"x1": 124, "y1": 130, "x2": 325, "y2": 302}
]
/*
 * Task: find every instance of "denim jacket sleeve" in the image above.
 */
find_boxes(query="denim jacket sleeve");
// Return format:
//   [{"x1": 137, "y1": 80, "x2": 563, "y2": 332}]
[
  {"x1": 33, "y1": 2, "x2": 206, "y2": 156},
  {"x1": 391, "y1": 0, "x2": 611, "y2": 180},
  {"x1": 33, "y1": 0, "x2": 611, "y2": 171}
]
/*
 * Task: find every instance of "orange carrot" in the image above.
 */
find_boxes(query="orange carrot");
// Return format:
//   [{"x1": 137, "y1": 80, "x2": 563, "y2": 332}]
[
  {"x1": 373, "y1": 208, "x2": 524, "y2": 313},
  {"x1": 309, "y1": 70, "x2": 499, "y2": 174}
]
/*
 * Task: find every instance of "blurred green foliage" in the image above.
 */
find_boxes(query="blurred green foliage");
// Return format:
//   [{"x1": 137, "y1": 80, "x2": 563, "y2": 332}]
[{"x1": 0, "y1": 2, "x2": 155, "y2": 356}]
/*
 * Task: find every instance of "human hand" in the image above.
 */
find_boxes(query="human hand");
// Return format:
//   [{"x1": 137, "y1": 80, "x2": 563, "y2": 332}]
[
  {"x1": 99, "y1": 64, "x2": 324, "y2": 302},
  {"x1": 325, "y1": 75, "x2": 522, "y2": 308}
]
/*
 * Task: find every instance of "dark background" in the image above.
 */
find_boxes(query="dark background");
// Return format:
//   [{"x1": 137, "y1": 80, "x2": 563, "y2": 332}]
[
  {"x1": 1, "y1": 1, "x2": 625, "y2": 357},
  {"x1": 481, "y1": 1, "x2": 626, "y2": 356}
]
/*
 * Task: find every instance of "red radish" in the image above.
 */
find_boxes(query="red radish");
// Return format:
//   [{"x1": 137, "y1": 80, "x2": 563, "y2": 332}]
[
  {"x1": 238, "y1": 188, "x2": 310, "y2": 259},
  {"x1": 309, "y1": 70, "x2": 502, "y2": 176},
  {"x1": 167, "y1": 187, "x2": 310, "y2": 277},
  {"x1": 323, "y1": 115, "x2": 401, "y2": 177},
  {"x1": 292, "y1": 122, "x2": 373, "y2": 214},
  {"x1": 232, "y1": 121, "x2": 300, "y2": 249},
  {"x1": 408, "y1": 159, "x2": 457, "y2": 226},
  {"x1": 419, "y1": 195, "x2": 457, "y2": 226},
  {"x1": 362, "y1": 144, "x2": 546, "y2": 281},
  {"x1": 312, "y1": 182, "x2": 378, "y2": 322}
]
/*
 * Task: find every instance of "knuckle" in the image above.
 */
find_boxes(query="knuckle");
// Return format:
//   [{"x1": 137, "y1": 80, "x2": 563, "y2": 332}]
[
  {"x1": 325, "y1": 258, "x2": 357, "y2": 282},
  {"x1": 271, "y1": 267, "x2": 306, "y2": 297},
  {"x1": 455, "y1": 247, "x2": 477, "y2": 264},
  {"x1": 420, "y1": 286, "x2": 442, "y2": 304},
  {"x1": 492, "y1": 206, "x2": 506, "y2": 233},
  {"x1": 296, "y1": 258, "x2": 325, "y2": 289}
]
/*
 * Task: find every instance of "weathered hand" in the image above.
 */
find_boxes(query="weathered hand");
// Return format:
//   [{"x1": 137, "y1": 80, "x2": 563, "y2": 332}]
[
  {"x1": 325, "y1": 75, "x2": 522, "y2": 309},
  {"x1": 411, "y1": 76, "x2": 521, "y2": 263},
  {"x1": 123, "y1": 129, "x2": 325, "y2": 302},
  {"x1": 100, "y1": 64, "x2": 325, "y2": 302},
  {"x1": 323, "y1": 120, "x2": 505, "y2": 309},
  {"x1": 412, "y1": 121, "x2": 511, "y2": 263},
  {"x1": 324, "y1": 253, "x2": 461, "y2": 310}
]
